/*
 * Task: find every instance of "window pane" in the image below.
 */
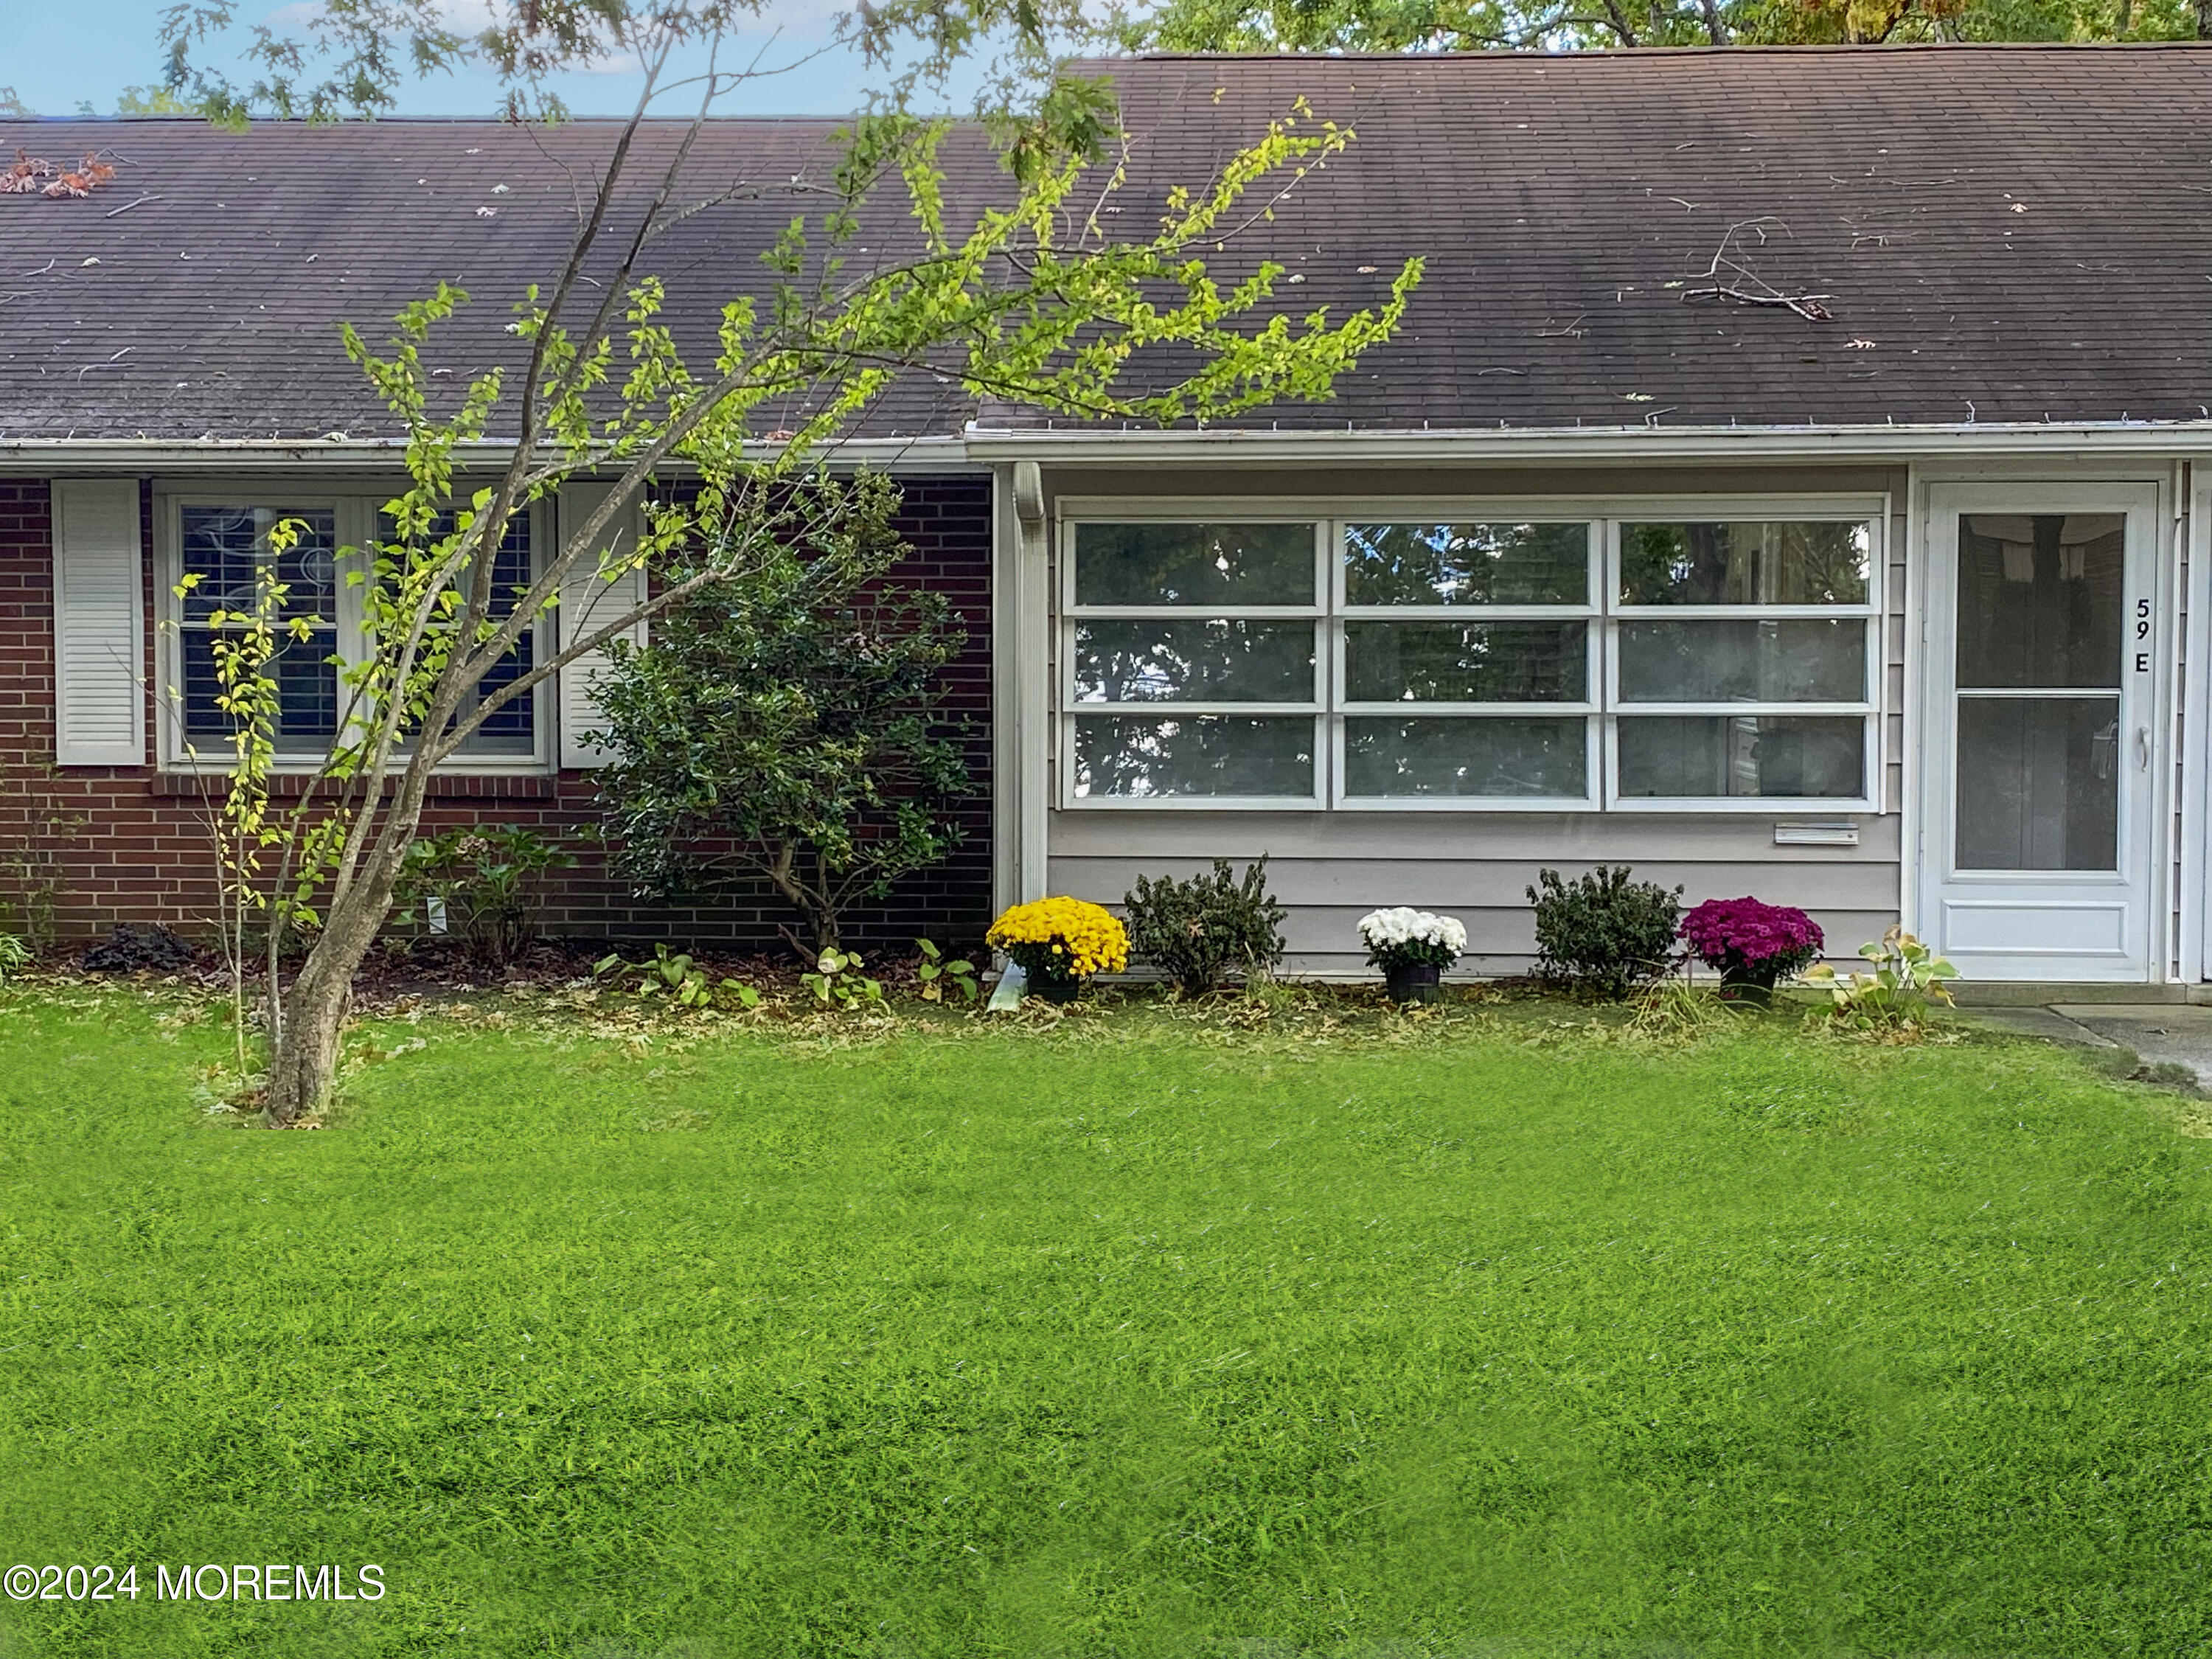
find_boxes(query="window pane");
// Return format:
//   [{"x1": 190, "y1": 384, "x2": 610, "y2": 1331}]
[
  {"x1": 1071, "y1": 619, "x2": 1314, "y2": 703},
  {"x1": 1344, "y1": 621, "x2": 1586, "y2": 703},
  {"x1": 383, "y1": 508, "x2": 538, "y2": 757},
  {"x1": 1344, "y1": 522, "x2": 1588, "y2": 606},
  {"x1": 1071, "y1": 714, "x2": 1314, "y2": 799},
  {"x1": 1619, "y1": 522, "x2": 1870, "y2": 607},
  {"x1": 1074, "y1": 524, "x2": 1314, "y2": 608},
  {"x1": 1618, "y1": 618, "x2": 1865, "y2": 703},
  {"x1": 452, "y1": 512, "x2": 537, "y2": 756},
  {"x1": 1346, "y1": 716, "x2": 1588, "y2": 799},
  {"x1": 1955, "y1": 513, "x2": 2123, "y2": 691},
  {"x1": 182, "y1": 627, "x2": 340, "y2": 748},
  {"x1": 1955, "y1": 697, "x2": 2118, "y2": 872},
  {"x1": 1617, "y1": 715, "x2": 1865, "y2": 799},
  {"x1": 180, "y1": 507, "x2": 337, "y2": 620}
]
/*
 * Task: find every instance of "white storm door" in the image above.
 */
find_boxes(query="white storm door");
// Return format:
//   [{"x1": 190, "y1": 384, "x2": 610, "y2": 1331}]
[{"x1": 1922, "y1": 484, "x2": 2160, "y2": 981}]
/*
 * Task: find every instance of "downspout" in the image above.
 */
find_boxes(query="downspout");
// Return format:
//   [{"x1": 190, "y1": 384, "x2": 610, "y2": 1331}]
[{"x1": 1011, "y1": 462, "x2": 1050, "y2": 905}]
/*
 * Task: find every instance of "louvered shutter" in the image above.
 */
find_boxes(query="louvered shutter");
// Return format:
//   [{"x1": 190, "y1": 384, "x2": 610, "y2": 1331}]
[
  {"x1": 52, "y1": 479, "x2": 146, "y2": 765},
  {"x1": 556, "y1": 480, "x2": 647, "y2": 769}
]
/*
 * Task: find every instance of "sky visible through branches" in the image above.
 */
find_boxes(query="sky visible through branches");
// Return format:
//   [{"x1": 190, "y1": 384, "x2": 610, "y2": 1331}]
[{"x1": 3, "y1": 0, "x2": 1004, "y2": 119}]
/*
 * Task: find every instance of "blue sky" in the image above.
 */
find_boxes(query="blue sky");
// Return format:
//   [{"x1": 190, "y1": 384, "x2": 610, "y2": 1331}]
[{"x1": 1, "y1": 0, "x2": 991, "y2": 119}]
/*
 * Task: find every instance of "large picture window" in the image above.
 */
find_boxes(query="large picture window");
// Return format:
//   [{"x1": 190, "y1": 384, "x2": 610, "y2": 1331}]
[
  {"x1": 164, "y1": 493, "x2": 549, "y2": 770},
  {"x1": 1060, "y1": 509, "x2": 1881, "y2": 810}
]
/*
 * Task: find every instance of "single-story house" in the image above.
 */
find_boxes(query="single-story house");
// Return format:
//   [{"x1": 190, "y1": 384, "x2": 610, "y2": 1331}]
[{"x1": 6, "y1": 44, "x2": 2212, "y2": 987}]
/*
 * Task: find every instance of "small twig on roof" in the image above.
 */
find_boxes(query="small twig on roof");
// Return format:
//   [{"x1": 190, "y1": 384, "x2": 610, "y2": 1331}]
[
  {"x1": 1536, "y1": 313, "x2": 1589, "y2": 338},
  {"x1": 1680, "y1": 216, "x2": 1833, "y2": 323},
  {"x1": 104, "y1": 194, "x2": 159, "y2": 218}
]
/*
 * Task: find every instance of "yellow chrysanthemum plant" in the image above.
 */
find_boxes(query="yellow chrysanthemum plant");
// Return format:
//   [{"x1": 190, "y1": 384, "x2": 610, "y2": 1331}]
[{"x1": 987, "y1": 897, "x2": 1130, "y2": 1001}]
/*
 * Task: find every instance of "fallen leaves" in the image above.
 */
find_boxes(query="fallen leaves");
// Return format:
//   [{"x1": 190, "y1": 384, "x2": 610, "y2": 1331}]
[{"x1": 1, "y1": 149, "x2": 116, "y2": 200}]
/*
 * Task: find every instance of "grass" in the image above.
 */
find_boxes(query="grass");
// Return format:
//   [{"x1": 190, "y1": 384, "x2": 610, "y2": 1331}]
[{"x1": 1, "y1": 983, "x2": 2209, "y2": 1658}]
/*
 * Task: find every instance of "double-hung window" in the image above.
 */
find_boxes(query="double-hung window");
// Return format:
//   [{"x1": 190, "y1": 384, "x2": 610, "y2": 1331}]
[
  {"x1": 166, "y1": 493, "x2": 548, "y2": 768},
  {"x1": 1060, "y1": 507, "x2": 1880, "y2": 810}
]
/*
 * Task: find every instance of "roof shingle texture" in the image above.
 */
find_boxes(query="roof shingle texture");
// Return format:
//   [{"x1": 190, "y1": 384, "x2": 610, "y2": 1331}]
[{"x1": 5, "y1": 45, "x2": 2211, "y2": 442}]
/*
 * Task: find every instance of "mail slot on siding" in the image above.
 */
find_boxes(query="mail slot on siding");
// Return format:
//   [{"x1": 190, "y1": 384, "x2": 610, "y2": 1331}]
[{"x1": 1773, "y1": 821, "x2": 1860, "y2": 846}]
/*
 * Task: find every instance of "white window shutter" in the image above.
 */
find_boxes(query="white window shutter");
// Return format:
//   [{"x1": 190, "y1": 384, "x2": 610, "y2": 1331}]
[
  {"x1": 52, "y1": 479, "x2": 146, "y2": 766},
  {"x1": 556, "y1": 480, "x2": 647, "y2": 769}
]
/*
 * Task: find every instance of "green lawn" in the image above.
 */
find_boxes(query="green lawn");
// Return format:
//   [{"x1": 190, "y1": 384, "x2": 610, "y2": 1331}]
[{"x1": 2, "y1": 986, "x2": 2209, "y2": 1658}]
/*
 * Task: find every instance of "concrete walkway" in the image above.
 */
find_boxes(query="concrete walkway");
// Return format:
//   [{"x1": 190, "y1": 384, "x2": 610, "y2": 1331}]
[{"x1": 1965, "y1": 1003, "x2": 2212, "y2": 1087}]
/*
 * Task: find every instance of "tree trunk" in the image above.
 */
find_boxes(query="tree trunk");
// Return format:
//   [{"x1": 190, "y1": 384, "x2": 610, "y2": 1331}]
[
  {"x1": 262, "y1": 841, "x2": 406, "y2": 1127},
  {"x1": 2200, "y1": 0, "x2": 2211, "y2": 39}
]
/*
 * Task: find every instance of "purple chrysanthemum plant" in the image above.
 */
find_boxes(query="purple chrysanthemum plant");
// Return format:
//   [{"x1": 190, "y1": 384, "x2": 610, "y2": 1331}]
[{"x1": 1679, "y1": 897, "x2": 1824, "y2": 981}]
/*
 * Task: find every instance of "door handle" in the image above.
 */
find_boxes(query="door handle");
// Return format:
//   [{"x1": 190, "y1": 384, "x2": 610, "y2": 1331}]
[{"x1": 2137, "y1": 726, "x2": 2152, "y2": 770}]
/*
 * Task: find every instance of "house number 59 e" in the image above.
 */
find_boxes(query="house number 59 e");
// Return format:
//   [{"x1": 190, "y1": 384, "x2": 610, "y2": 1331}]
[{"x1": 2137, "y1": 598, "x2": 2152, "y2": 674}]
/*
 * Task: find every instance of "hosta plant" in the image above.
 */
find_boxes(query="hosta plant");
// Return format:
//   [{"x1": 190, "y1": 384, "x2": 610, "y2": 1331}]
[
  {"x1": 915, "y1": 939, "x2": 980, "y2": 1005},
  {"x1": 1805, "y1": 927, "x2": 1959, "y2": 1032},
  {"x1": 803, "y1": 947, "x2": 885, "y2": 1012},
  {"x1": 594, "y1": 945, "x2": 761, "y2": 1013}
]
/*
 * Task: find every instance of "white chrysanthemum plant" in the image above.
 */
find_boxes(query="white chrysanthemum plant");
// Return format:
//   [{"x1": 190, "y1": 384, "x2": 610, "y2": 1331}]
[{"x1": 1357, "y1": 907, "x2": 1469, "y2": 974}]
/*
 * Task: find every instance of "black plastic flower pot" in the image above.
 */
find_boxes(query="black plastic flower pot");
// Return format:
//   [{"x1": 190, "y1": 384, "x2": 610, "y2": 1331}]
[
  {"x1": 1029, "y1": 975, "x2": 1084, "y2": 1004},
  {"x1": 1717, "y1": 961, "x2": 1781, "y2": 1005},
  {"x1": 1384, "y1": 963, "x2": 1442, "y2": 1005}
]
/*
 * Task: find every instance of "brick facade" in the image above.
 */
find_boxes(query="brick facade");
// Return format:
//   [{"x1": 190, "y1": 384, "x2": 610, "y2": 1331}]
[{"x1": 0, "y1": 474, "x2": 995, "y2": 953}]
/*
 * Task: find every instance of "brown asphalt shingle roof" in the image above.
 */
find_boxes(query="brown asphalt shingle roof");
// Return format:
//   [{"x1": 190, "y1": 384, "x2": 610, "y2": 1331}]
[{"x1": 5, "y1": 45, "x2": 2211, "y2": 444}]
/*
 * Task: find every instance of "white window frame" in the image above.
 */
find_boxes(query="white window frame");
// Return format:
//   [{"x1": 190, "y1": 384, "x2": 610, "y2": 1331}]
[
  {"x1": 1056, "y1": 495, "x2": 1886, "y2": 814},
  {"x1": 155, "y1": 487, "x2": 553, "y2": 774}
]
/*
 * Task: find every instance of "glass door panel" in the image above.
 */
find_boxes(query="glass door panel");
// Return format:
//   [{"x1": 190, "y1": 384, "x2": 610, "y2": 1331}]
[{"x1": 1953, "y1": 513, "x2": 2125, "y2": 872}]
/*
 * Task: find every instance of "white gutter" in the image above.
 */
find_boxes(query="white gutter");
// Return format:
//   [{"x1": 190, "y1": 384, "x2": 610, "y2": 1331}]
[
  {"x1": 962, "y1": 420, "x2": 2212, "y2": 464},
  {"x1": 0, "y1": 435, "x2": 984, "y2": 473},
  {"x1": 14, "y1": 422, "x2": 2212, "y2": 471}
]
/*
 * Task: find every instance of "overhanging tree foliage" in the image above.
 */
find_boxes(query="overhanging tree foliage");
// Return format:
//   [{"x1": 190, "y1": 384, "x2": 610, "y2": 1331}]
[
  {"x1": 153, "y1": 0, "x2": 1422, "y2": 1126},
  {"x1": 1119, "y1": 0, "x2": 2208, "y2": 53},
  {"x1": 589, "y1": 473, "x2": 972, "y2": 957}
]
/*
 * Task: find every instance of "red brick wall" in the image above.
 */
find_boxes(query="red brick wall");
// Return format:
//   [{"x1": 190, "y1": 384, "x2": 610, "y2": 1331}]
[{"x1": 0, "y1": 474, "x2": 995, "y2": 953}]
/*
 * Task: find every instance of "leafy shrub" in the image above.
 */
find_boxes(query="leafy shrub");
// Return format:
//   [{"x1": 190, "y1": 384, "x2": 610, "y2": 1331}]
[
  {"x1": 590, "y1": 473, "x2": 970, "y2": 957},
  {"x1": 395, "y1": 827, "x2": 574, "y2": 970},
  {"x1": 1526, "y1": 866, "x2": 1681, "y2": 998},
  {"x1": 1680, "y1": 897, "x2": 1823, "y2": 980},
  {"x1": 1805, "y1": 926, "x2": 1958, "y2": 1033},
  {"x1": 987, "y1": 897, "x2": 1129, "y2": 988},
  {"x1": 81, "y1": 924, "x2": 197, "y2": 973},
  {"x1": 0, "y1": 934, "x2": 28, "y2": 982},
  {"x1": 1124, "y1": 858, "x2": 1287, "y2": 995}
]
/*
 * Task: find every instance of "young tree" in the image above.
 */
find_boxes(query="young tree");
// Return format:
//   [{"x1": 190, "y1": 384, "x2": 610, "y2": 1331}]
[
  {"x1": 155, "y1": 0, "x2": 1422, "y2": 1125},
  {"x1": 590, "y1": 472, "x2": 970, "y2": 958}
]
